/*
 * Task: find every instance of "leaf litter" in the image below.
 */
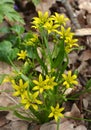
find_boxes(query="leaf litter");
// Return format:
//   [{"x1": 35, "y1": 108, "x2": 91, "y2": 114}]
[{"x1": 0, "y1": 0, "x2": 91, "y2": 129}]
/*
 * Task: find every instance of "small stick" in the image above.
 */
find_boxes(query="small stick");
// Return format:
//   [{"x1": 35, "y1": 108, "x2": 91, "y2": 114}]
[{"x1": 57, "y1": 0, "x2": 81, "y2": 29}]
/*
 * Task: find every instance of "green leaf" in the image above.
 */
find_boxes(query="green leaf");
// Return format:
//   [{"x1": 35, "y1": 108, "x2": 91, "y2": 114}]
[
  {"x1": 0, "y1": 74, "x2": 6, "y2": 85},
  {"x1": 0, "y1": 40, "x2": 19, "y2": 63},
  {"x1": 14, "y1": 111, "x2": 33, "y2": 121},
  {"x1": 0, "y1": 0, "x2": 14, "y2": 4},
  {"x1": 0, "y1": 0, "x2": 24, "y2": 24},
  {"x1": 53, "y1": 39, "x2": 65, "y2": 68},
  {"x1": 0, "y1": 26, "x2": 10, "y2": 34},
  {"x1": 0, "y1": 14, "x2": 3, "y2": 22},
  {"x1": 85, "y1": 79, "x2": 91, "y2": 89},
  {"x1": 0, "y1": 105, "x2": 21, "y2": 111},
  {"x1": 9, "y1": 48, "x2": 19, "y2": 60},
  {"x1": 32, "y1": 0, "x2": 40, "y2": 6},
  {"x1": 11, "y1": 25, "x2": 25, "y2": 35}
]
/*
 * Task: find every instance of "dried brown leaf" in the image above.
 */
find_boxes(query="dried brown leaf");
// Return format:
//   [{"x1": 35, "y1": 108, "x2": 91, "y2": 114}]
[
  {"x1": 79, "y1": 1, "x2": 91, "y2": 13},
  {"x1": 75, "y1": 28, "x2": 91, "y2": 36},
  {"x1": 79, "y1": 50, "x2": 91, "y2": 61},
  {"x1": 36, "y1": 0, "x2": 56, "y2": 14},
  {"x1": 75, "y1": 125, "x2": 87, "y2": 130}
]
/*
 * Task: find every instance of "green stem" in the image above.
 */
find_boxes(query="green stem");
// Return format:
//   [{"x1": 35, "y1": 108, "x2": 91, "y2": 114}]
[
  {"x1": 34, "y1": 48, "x2": 48, "y2": 74},
  {"x1": 40, "y1": 28, "x2": 53, "y2": 70},
  {"x1": 57, "y1": 118, "x2": 60, "y2": 130},
  {"x1": 65, "y1": 116, "x2": 91, "y2": 122},
  {"x1": 7, "y1": 57, "x2": 33, "y2": 83},
  {"x1": 44, "y1": 36, "x2": 53, "y2": 69}
]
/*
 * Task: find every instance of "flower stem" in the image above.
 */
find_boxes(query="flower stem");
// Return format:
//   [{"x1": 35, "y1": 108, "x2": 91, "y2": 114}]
[{"x1": 57, "y1": 118, "x2": 60, "y2": 130}]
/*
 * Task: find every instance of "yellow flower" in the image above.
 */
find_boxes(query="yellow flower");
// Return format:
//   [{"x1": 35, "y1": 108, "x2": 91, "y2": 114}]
[
  {"x1": 50, "y1": 12, "x2": 69, "y2": 26},
  {"x1": 65, "y1": 36, "x2": 78, "y2": 53},
  {"x1": 62, "y1": 71, "x2": 78, "y2": 88},
  {"x1": 48, "y1": 103, "x2": 64, "y2": 122},
  {"x1": 11, "y1": 79, "x2": 28, "y2": 98},
  {"x1": 45, "y1": 75, "x2": 57, "y2": 90},
  {"x1": 57, "y1": 26, "x2": 74, "y2": 39},
  {"x1": 17, "y1": 50, "x2": 27, "y2": 60},
  {"x1": 24, "y1": 34, "x2": 38, "y2": 46},
  {"x1": 44, "y1": 21, "x2": 59, "y2": 34},
  {"x1": 21, "y1": 91, "x2": 42, "y2": 110},
  {"x1": 33, "y1": 74, "x2": 46, "y2": 93},
  {"x1": 2, "y1": 76, "x2": 12, "y2": 83},
  {"x1": 32, "y1": 11, "x2": 49, "y2": 29}
]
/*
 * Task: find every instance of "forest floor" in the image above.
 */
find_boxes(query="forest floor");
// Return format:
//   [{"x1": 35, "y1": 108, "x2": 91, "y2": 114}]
[{"x1": 0, "y1": 0, "x2": 91, "y2": 130}]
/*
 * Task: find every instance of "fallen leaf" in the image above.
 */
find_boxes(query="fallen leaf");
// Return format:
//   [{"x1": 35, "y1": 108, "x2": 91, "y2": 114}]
[
  {"x1": 79, "y1": 50, "x2": 91, "y2": 61},
  {"x1": 0, "y1": 111, "x2": 9, "y2": 127},
  {"x1": 79, "y1": 1, "x2": 91, "y2": 13},
  {"x1": 75, "y1": 28, "x2": 91, "y2": 36},
  {"x1": 35, "y1": 0, "x2": 56, "y2": 14},
  {"x1": 71, "y1": 103, "x2": 81, "y2": 118},
  {"x1": 10, "y1": 120, "x2": 28, "y2": 130},
  {"x1": 83, "y1": 98, "x2": 88, "y2": 109},
  {"x1": 75, "y1": 125, "x2": 87, "y2": 130}
]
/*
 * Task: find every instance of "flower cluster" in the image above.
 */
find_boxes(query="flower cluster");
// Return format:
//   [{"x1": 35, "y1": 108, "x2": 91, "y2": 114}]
[
  {"x1": 33, "y1": 74, "x2": 57, "y2": 93},
  {"x1": 2, "y1": 11, "x2": 79, "y2": 125},
  {"x1": 32, "y1": 11, "x2": 78, "y2": 53}
]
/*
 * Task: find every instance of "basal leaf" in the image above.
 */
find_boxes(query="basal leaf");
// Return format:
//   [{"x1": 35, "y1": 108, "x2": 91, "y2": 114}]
[
  {"x1": 11, "y1": 25, "x2": 25, "y2": 35},
  {"x1": 0, "y1": 40, "x2": 18, "y2": 63},
  {"x1": 85, "y1": 79, "x2": 91, "y2": 89}
]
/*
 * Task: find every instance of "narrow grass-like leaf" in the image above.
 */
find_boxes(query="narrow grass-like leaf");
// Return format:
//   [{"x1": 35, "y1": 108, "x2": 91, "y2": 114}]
[
  {"x1": 14, "y1": 110, "x2": 33, "y2": 121},
  {"x1": 53, "y1": 39, "x2": 65, "y2": 68}
]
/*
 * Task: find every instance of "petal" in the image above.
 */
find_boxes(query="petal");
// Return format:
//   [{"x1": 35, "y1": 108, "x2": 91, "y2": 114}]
[
  {"x1": 62, "y1": 74, "x2": 67, "y2": 79},
  {"x1": 33, "y1": 80, "x2": 39, "y2": 85},
  {"x1": 21, "y1": 99, "x2": 27, "y2": 104},
  {"x1": 33, "y1": 91, "x2": 39, "y2": 98},
  {"x1": 39, "y1": 74, "x2": 43, "y2": 82},
  {"x1": 68, "y1": 71, "x2": 72, "y2": 77},
  {"x1": 59, "y1": 113, "x2": 64, "y2": 118},
  {"x1": 56, "y1": 103, "x2": 59, "y2": 109},
  {"x1": 40, "y1": 88, "x2": 43, "y2": 93},
  {"x1": 32, "y1": 104, "x2": 38, "y2": 111},
  {"x1": 36, "y1": 99, "x2": 42, "y2": 104},
  {"x1": 13, "y1": 91, "x2": 20, "y2": 96},
  {"x1": 48, "y1": 113, "x2": 53, "y2": 118},
  {"x1": 63, "y1": 81, "x2": 68, "y2": 86},
  {"x1": 72, "y1": 81, "x2": 78, "y2": 85},
  {"x1": 72, "y1": 75, "x2": 77, "y2": 79},
  {"x1": 25, "y1": 103, "x2": 30, "y2": 109},
  {"x1": 23, "y1": 81, "x2": 29, "y2": 88},
  {"x1": 59, "y1": 107, "x2": 64, "y2": 112},
  {"x1": 54, "y1": 115, "x2": 58, "y2": 122},
  {"x1": 19, "y1": 79, "x2": 23, "y2": 87},
  {"x1": 12, "y1": 85, "x2": 19, "y2": 90},
  {"x1": 51, "y1": 106, "x2": 55, "y2": 112},
  {"x1": 32, "y1": 86, "x2": 39, "y2": 90}
]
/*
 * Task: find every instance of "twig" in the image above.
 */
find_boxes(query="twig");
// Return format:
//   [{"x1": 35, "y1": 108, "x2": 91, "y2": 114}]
[{"x1": 57, "y1": 0, "x2": 81, "y2": 29}]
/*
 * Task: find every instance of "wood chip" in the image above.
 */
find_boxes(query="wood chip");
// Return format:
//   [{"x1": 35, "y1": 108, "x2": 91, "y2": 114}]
[{"x1": 75, "y1": 28, "x2": 91, "y2": 36}]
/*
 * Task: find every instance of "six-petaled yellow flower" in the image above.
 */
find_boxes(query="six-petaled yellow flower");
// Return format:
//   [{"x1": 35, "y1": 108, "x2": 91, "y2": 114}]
[
  {"x1": 62, "y1": 71, "x2": 78, "y2": 88},
  {"x1": 11, "y1": 79, "x2": 28, "y2": 98},
  {"x1": 57, "y1": 26, "x2": 74, "y2": 39},
  {"x1": 21, "y1": 91, "x2": 42, "y2": 110},
  {"x1": 50, "y1": 12, "x2": 69, "y2": 26},
  {"x1": 32, "y1": 11, "x2": 49, "y2": 29},
  {"x1": 45, "y1": 75, "x2": 57, "y2": 90},
  {"x1": 65, "y1": 36, "x2": 78, "y2": 53},
  {"x1": 49, "y1": 103, "x2": 64, "y2": 122},
  {"x1": 24, "y1": 34, "x2": 38, "y2": 46},
  {"x1": 17, "y1": 50, "x2": 27, "y2": 60},
  {"x1": 44, "y1": 21, "x2": 59, "y2": 34},
  {"x1": 33, "y1": 74, "x2": 46, "y2": 93}
]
